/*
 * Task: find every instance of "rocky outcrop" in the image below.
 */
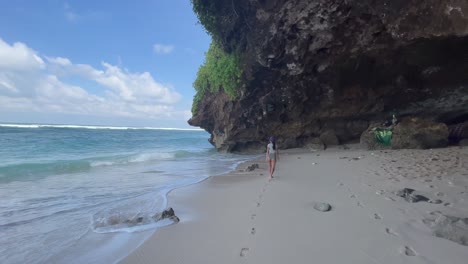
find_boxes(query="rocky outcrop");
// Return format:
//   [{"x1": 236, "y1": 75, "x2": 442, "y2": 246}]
[
  {"x1": 392, "y1": 117, "x2": 449, "y2": 149},
  {"x1": 360, "y1": 117, "x2": 449, "y2": 150},
  {"x1": 189, "y1": 0, "x2": 468, "y2": 152}
]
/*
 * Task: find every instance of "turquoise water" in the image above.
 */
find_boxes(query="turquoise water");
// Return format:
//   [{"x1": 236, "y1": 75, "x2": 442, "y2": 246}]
[{"x1": 0, "y1": 124, "x2": 254, "y2": 263}]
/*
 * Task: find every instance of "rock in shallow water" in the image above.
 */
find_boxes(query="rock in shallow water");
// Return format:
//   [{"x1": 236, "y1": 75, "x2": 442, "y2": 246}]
[{"x1": 153, "y1": 207, "x2": 180, "y2": 223}]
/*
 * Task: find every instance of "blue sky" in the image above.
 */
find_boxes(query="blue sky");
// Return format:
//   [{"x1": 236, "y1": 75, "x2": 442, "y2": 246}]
[{"x1": 0, "y1": 0, "x2": 211, "y2": 128}]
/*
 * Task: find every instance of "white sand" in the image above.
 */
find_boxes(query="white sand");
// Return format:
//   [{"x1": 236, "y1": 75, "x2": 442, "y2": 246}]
[{"x1": 121, "y1": 146, "x2": 468, "y2": 264}]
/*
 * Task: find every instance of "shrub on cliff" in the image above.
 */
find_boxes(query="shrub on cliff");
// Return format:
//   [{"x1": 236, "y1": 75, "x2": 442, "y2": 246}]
[{"x1": 192, "y1": 41, "x2": 242, "y2": 113}]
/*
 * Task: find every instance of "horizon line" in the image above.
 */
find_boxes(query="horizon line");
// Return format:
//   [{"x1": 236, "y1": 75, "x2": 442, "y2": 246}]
[{"x1": 0, "y1": 122, "x2": 204, "y2": 131}]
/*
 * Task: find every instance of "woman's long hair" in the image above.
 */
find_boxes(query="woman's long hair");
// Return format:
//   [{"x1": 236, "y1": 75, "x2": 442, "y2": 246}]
[{"x1": 269, "y1": 136, "x2": 276, "y2": 150}]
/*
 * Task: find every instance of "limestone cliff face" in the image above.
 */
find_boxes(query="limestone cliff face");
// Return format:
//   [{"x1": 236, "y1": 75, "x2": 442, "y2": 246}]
[{"x1": 189, "y1": 0, "x2": 468, "y2": 152}]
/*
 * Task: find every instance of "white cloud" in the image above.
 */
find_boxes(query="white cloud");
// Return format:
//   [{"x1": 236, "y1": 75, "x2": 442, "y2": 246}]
[
  {"x1": 0, "y1": 38, "x2": 184, "y2": 121},
  {"x1": 47, "y1": 56, "x2": 72, "y2": 66},
  {"x1": 0, "y1": 39, "x2": 45, "y2": 71},
  {"x1": 153, "y1": 44, "x2": 174, "y2": 54}
]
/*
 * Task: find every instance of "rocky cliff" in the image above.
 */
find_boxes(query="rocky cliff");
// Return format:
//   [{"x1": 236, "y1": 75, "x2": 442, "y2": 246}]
[{"x1": 188, "y1": 0, "x2": 468, "y2": 152}]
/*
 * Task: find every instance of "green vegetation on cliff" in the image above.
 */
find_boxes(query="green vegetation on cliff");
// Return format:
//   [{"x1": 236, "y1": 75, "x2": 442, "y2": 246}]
[
  {"x1": 192, "y1": 41, "x2": 242, "y2": 113},
  {"x1": 191, "y1": 0, "x2": 218, "y2": 39},
  {"x1": 190, "y1": 0, "x2": 243, "y2": 114}
]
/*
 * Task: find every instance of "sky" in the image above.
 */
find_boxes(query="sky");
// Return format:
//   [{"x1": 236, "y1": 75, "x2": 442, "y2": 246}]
[{"x1": 0, "y1": 0, "x2": 211, "y2": 128}]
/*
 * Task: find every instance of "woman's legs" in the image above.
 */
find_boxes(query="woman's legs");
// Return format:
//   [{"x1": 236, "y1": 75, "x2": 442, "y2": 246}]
[
  {"x1": 270, "y1": 159, "x2": 276, "y2": 178},
  {"x1": 268, "y1": 159, "x2": 276, "y2": 179},
  {"x1": 268, "y1": 159, "x2": 273, "y2": 178}
]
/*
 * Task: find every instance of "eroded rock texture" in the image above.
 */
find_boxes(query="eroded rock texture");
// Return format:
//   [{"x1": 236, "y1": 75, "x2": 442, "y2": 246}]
[{"x1": 189, "y1": 0, "x2": 468, "y2": 152}]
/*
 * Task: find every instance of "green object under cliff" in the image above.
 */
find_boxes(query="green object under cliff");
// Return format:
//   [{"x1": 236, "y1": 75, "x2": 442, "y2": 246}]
[{"x1": 374, "y1": 128, "x2": 392, "y2": 146}]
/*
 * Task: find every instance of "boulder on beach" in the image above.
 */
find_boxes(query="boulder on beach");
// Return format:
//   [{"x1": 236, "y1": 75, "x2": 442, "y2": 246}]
[
  {"x1": 395, "y1": 188, "x2": 430, "y2": 203},
  {"x1": 304, "y1": 137, "x2": 325, "y2": 151},
  {"x1": 391, "y1": 117, "x2": 448, "y2": 149},
  {"x1": 313, "y1": 202, "x2": 332, "y2": 212},
  {"x1": 319, "y1": 130, "x2": 340, "y2": 148}
]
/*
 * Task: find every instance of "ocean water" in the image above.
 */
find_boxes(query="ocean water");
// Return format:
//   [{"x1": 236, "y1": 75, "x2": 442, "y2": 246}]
[{"x1": 0, "y1": 124, "x2": 255, "y2": 264}]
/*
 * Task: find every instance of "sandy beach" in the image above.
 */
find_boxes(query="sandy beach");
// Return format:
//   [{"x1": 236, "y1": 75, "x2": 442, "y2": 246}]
[{"x1": 121, "y1": 145, "x2": 468, "y2": 264}]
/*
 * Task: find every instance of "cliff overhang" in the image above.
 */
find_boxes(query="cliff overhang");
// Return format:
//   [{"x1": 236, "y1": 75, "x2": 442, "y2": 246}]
[{"x1": 189, "y1": 0, "x2": 468, "y2": 152}]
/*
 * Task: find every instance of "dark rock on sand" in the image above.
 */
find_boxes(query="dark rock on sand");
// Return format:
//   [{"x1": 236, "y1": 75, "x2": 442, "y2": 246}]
[
  {"x1": 313, "y1": 202, "x2": 332, "y2": 212},
  {"x1": 247, "y1": 163, "x2": 259, "y2": 171},
  {"x1": 424, "y1": 213, "x2": 468, "y2": 246},
  {"x1": 395, "y1": 188, "x2": 430, "y2": 203},
  {"x1": 153, "y1": 207, "x2": 180, "y2": 223}
]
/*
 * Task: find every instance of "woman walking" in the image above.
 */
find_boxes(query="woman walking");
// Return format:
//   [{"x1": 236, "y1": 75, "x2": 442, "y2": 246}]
[{"x1": 266, "y1": 136, "x2": 279, "y2": 180}]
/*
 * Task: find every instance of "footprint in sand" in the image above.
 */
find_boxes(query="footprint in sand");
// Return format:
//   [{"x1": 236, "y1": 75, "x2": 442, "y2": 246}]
[
  {"x1": 240, "y1": 248, "x2": 249, "y2": 257},
  {"x1": 374, "y1": 213, "x2": 382, "y2": 220},
  {"x1": 385, "y1": 228, "x2": 398, "y2": 236},
  {"x1": 251, "y1": 228, "x2": 256, "y2": 235},
  {"x1": 257, "y1": 202, "x2": 261, "y2": 207},
  {"x1": 403, "y1": 246, "x2": 417, "y2": 256},
  {"x1": 350, "y1": 194, "x2": 356, "y2": 199},
  {"x1": 357, "y1": 201, "x2": 364, "y2": 208}
]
